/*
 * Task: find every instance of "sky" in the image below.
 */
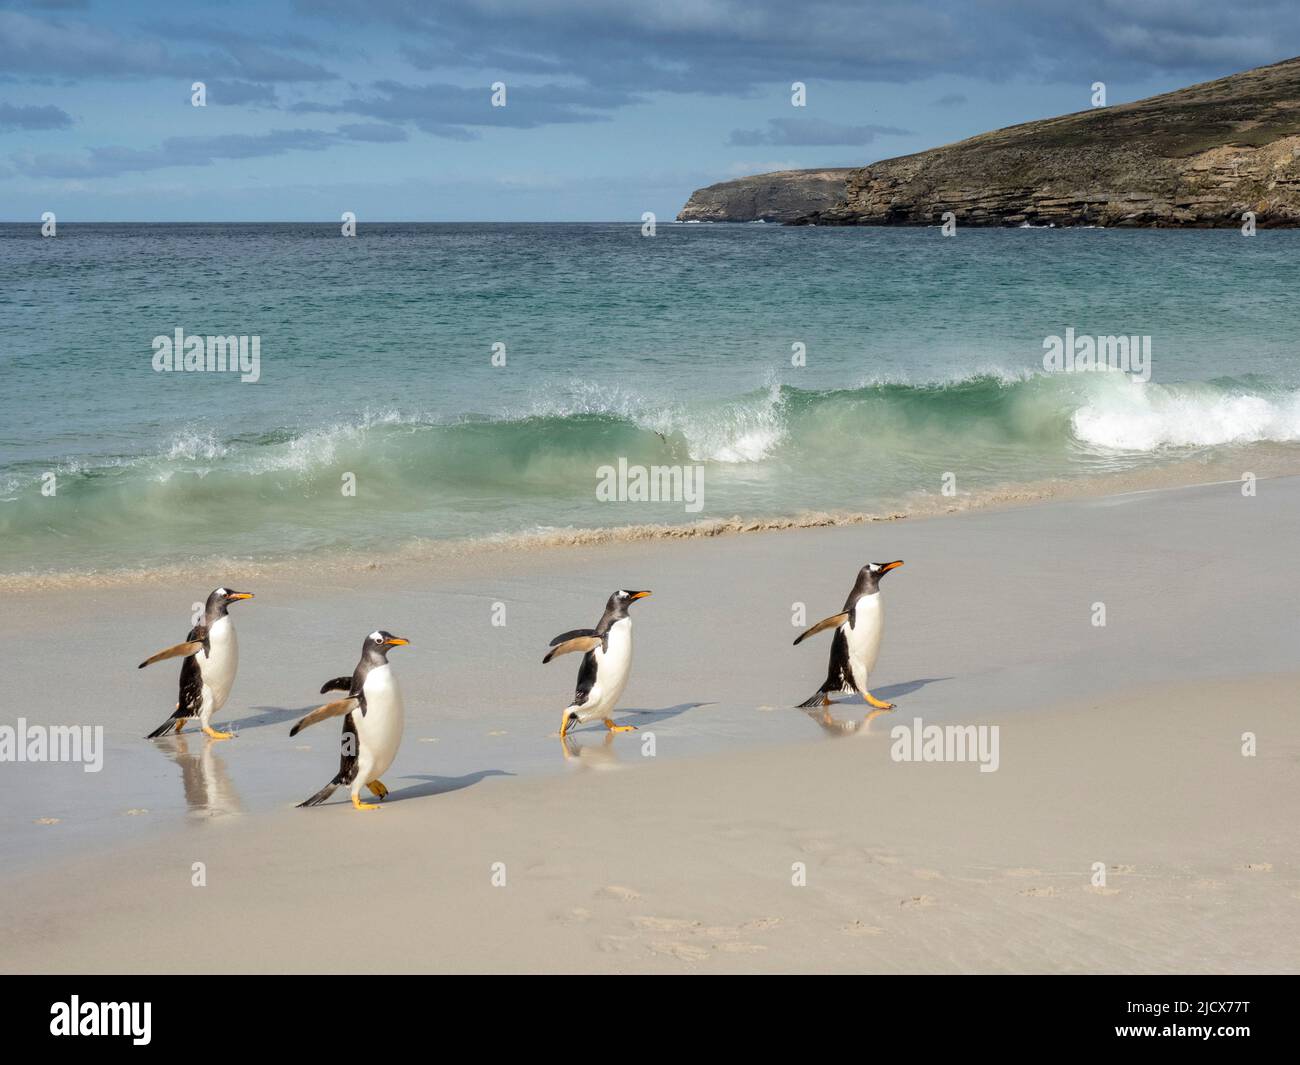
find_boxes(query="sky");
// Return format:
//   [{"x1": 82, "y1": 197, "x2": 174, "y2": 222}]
[{"x1": 1, "y1": 0, "x2": 1298, "y2": 221}]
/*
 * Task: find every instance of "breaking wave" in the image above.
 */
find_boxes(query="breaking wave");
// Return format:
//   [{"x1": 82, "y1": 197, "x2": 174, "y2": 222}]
[{"x1": 4, "y1": 371, "x2": 1300, "y2": 574}]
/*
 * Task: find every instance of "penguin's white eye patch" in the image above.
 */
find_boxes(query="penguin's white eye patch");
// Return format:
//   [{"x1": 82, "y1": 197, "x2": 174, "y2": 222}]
[{"x1": 216, "y1": 587, "x2": 228, "y2": 596}]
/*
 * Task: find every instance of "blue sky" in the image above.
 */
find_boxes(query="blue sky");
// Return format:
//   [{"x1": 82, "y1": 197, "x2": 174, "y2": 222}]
[{"x1": 2, "y1": 0, "x2": 1298, "y2": 221}]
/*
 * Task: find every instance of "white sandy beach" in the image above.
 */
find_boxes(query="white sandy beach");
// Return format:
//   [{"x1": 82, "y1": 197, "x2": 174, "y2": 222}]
[{"x1": 1, "y1": 476, "x2": 1298, "y2": 973}]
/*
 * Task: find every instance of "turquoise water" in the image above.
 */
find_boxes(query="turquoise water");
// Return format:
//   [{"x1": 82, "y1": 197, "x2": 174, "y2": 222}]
[{"x1": 3, "y1": 222, "x2": 1300, "y2": 575}]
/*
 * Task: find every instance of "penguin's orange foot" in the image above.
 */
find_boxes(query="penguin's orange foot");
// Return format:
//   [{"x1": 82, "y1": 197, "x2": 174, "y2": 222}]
[
  {"x1": 174, "y1": 720, "x2": 184, "y2": 734},
  {"x1": 366, "y1": 780, "x2": 388, "y2": 800},
  {"x1": 863, "y1": 692, "x2": 894, "y2": 710},
  {"x1": 352, "y1": 794, "x2": 380, "y2": 811},
  {"x1": 202, "y1": 726, "x2": 234, "y2": 740},
  {"x1": 603, "y1": 719, "x2": 637, "y2": 733}
]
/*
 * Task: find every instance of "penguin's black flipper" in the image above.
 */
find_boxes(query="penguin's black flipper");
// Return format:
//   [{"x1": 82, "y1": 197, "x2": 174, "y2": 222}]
[
  {"x1": 319, "y1": 675, "x2": 352, "y2": 694},
  {"x1": 548, "y1": 628, "x2": 597, "y2": 647},
  {"x1": 792, "y1": 612, "x2": 849, "y2": 646},
  {"x1": 137, "y1": 638, "x2": 204, "y2": 669},
  {"x1": 544, "y1": 634, "x2": 602, "y2": 664},
  {"x1": 290, "y1": 696, "x2": 358, "y2": 737}
]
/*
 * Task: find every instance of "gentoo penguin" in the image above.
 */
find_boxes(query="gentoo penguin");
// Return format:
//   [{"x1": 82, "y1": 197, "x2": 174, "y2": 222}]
[
  {"x1": 139, "y1": 587, "x2": 254, "y2": 740},
  {"x1": 794, "y1": 561, "x2": 903, "y2": 710},
  {"x1": 544, "y1": 589, "x2": 651, "y2": 736},
  {"x1": 291, "y1": 631, "x2": 409, "y2": 811}
]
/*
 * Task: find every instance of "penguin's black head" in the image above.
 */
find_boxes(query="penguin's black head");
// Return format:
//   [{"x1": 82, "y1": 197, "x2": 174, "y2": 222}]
[
  {"x1": 859, "y1": 561, "x2": 903, "y2": 591},
  {"x1": 608, "y1": 589, "x2": 652, "y2": 613},
  {"x1": 363, "y1": 630, "x2": 410, "y2": 659},
  {"x1": 207, "y1": 587, "x2": 254, "y2": 615}
]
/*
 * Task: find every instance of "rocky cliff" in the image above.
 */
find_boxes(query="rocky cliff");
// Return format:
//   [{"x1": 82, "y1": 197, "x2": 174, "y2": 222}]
[
  {"x1": 681, "y1": 58, "x2": 1300, "y2": 228},
  {"x1": 676, "y1": 168, "x2": 854, "y2": 222}
]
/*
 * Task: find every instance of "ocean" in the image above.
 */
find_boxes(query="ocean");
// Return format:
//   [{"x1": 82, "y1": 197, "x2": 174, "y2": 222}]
[{"x1": 3, "y1": 222, "x2": 1300, "y2": 579}]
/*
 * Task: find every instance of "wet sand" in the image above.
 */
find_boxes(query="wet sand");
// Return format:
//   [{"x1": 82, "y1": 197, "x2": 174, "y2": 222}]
[{"x1": 1, "y1": 476, "x2": 1298, "y2": 971}]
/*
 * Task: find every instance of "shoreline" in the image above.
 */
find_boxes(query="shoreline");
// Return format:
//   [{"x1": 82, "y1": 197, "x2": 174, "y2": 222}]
[
  {"x1": 4, "y1": 447, "x2": 1299, "y2": 593},
  {"x1": 3, "y1": 473, "x2": 1298, "y2": 971}
]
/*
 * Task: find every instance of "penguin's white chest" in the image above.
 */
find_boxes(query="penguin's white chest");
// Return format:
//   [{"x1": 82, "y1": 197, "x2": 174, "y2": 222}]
[
  {"x1": 356, "y1": 664, "x2": 404, "y2": 780},
  {"x1": 845, "y1": 594, "x2": 884, "y2": 690},
  {"x1": 580, "y1": 618, "x2": 633, "y2": 720},
  {"x1": 199, "y1": 616, "x2": 238, "y2": 712}
]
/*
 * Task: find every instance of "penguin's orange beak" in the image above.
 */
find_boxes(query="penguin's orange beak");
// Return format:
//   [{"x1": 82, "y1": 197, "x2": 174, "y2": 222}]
[
  {"x1": 880, "y1": 561, "x2": 904, "y2": 573},
  {"x1": 226, "y1": 592, "x2": 254, "y2": 600},
  {"x1": 384, "y1": 636, "x2": 410, "y2": 647},
  {"x1": 630, "y1": 590, "x2": 652, "y2": 600}
]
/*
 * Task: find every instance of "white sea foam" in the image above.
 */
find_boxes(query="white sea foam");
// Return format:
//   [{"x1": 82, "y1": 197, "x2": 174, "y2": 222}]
[
  {"x1": 522, "y1": 377, "x2": 789, "y2": 464},
  {"x1": 675, "y1": 379, "x2": 787, "y2": 463},
  {"x1": 1072, "y1": 381, "x2": 1300, "y2": 450},
  {"x1": 165, "y1": 430, "x2": 228, "y2": 462}
]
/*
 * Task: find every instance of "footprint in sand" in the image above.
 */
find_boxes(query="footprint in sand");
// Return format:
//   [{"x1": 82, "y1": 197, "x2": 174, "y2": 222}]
[
  {"x1": 696, "y1": 918, "x2": 782, "y2": 940},
  {"x1": 1110, "y1": 864, "x2": 1137, "y2": 874},
  {"x1": 598, "y1": 934, "x2": 633, "y2": 954},
  {"x1": 556, "y1": 907, "x2": 591, "y2": 925},
  {"x1": 842, "y1": 921, "x2": 885, "y2": 936},
  {"x1": 632, "y1": 914, "x2": 782, "y2": 960},
  {"x1": 634, "y1": 916, "x2": 700, "y2": 932},
  {"x1": 900, "y1": 895, "x2": 936, "y2": 909},
  {"x1": 598, "y1": 885, "x2": 641, "y2": 902},
  {"x1": 1018, "y1": 886, "x2": 1056, "y2": 898},
  {"x1": 649, "y1": 941, "x2": 711, "y2": 962},
  {"x1": 123, "y1": 808, "x2": 149, "y2": 816},
  {"x1": 487, "y1": 730, "x2": 508, "y2": 736},
  {"x1": 1244, "y1": 862, "x2": 1273, "y2": 873},
  {"x1": 35, "y1": 817, "x2": 60, "y2": 825}
]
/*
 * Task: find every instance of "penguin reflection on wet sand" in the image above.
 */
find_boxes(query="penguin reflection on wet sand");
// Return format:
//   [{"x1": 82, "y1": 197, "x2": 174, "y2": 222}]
[
  {"x1": 794, "y1": 561, "x2": 903, "y2": 710},
  {"x1": 803, "y1": 704, "x2": 895, "y2": 738},
  {"x1": 139, "y1": 587, "x2": 254, "y2": 740},
  {"x1": 292, "y1": 631, "x2": 409, "y2": 811},
  {"x1": 544, "y1": 589, "x2": 651, "y2": 736},
  {"x1": 156, "y1": 732, "x2": 242, "y2": 816}
]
